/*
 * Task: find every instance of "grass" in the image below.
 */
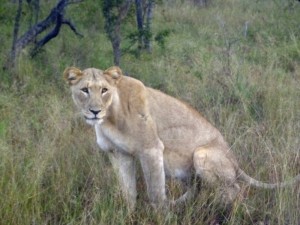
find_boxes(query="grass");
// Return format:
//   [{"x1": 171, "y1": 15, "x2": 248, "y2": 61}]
[{"x1": 0, "y1": 0, "x2": 299, "y2": 224}]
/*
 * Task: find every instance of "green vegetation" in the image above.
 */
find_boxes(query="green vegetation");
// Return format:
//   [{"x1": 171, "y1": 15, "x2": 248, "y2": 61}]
[{"x1": 0, "y1": 0, "x2": 299, "y2": 224}]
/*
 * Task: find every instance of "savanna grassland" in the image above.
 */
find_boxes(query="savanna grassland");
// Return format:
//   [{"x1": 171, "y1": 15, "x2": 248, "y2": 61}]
[{"x1": 0, "y1": 0, "x2": 299, "y2": 224}]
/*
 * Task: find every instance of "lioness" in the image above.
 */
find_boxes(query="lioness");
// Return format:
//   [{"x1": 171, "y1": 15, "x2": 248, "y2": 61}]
[{"x1": 64, "y1": 66, "x2": 300, "y2": 210}]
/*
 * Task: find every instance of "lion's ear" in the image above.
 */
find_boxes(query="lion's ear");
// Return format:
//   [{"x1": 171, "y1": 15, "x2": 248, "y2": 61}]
[
  {"x1": 63, "y1": 67, "x2": 83, "y2": 85},
  {"x1": 104, "y1": 66, "x2": 123, "y2": 80}
]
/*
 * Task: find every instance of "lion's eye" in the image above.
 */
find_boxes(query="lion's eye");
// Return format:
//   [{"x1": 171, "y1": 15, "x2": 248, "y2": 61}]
[
  {"x1": 81, "y1": 88, "x2": 89, "y2": 94},
  {"x1": 102, "y1": 88, "x2": 108, "y2": 94}
]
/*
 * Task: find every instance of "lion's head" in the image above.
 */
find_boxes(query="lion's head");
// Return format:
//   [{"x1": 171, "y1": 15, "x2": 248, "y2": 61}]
[{"x1": 63, "y1": 66, "x2": 122, "y2": 125}]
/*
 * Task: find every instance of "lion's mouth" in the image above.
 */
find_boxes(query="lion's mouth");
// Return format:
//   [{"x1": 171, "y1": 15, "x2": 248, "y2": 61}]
[
  {"x1": 84, "y1": 116, "x2": 104, "y2": 125},
  {"x1": 84, "y1": 116, "x2": 100, "y2": 120}
]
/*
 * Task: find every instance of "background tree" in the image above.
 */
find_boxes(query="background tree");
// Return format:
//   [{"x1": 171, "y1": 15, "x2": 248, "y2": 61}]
[
  {"x1": 135, "y1": 0, "x2": 155, "y2": 52},
  {"x1": 193, "y1": 0, "x2": 208, "y2": 7},
  {"x1": 102, "y1": 0, "x2": 156, "y2": 65},
  {"x1": 9, "y1": 0, "x2": 83, "y2": 68},
  {"x1": 102, "y1": 0, "x2": 133, "y2": 66},
  {"x1": 135, "y1": 0, "x2": 144, "y2": 51},
  {"x1": 144, "y1": 0, "x2": 154, "y2": 51},
  {"x1": 27, "y1": 0, "x2": 40, "y2": 29},
  {"x1": 10, "y1": 0, "x2": 156, "y2": 68},
  {"x1": 11, "y1": 0, "x2": 23, "y2": 66}
]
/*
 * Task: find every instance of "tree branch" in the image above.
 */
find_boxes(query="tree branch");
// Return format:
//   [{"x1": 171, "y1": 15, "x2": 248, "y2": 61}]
[
  {"x1": 31, "y1": 15, "x2": 83, "y2": 56},
  {"x1": 30, "y1": 13, "x2": 63, "y2": 56},
  {"x1": 9, "y1": 0, "x2": 82, "y2": 65},
  {"x1": 62, "y1": 19, "x2": 84, "y2": 37}
]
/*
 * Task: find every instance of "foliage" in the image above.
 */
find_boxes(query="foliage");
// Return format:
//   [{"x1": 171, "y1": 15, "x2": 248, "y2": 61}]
[
  {"x1": 154, "y1": 28, "x2": 171, "y2": 50},
  {"x1": 0, "y1": 0, "x2": 299, "y2": 224},
  {"x1": 102, "y1": 0, "x2": 124, "y2": 38}
]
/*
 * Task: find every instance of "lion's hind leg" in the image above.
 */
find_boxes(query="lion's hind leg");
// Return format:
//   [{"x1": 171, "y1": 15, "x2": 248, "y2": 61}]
[{"x1": 193, "y1": 146, "x2": 240, "y2": 207}]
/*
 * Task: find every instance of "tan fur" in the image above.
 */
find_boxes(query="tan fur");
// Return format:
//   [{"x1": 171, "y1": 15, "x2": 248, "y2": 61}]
[{"x1": 64, "y1": 66, "x2": 300, "y2": 209}]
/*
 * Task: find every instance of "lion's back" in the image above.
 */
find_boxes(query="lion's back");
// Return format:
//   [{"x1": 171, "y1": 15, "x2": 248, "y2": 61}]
[{"x1": 146, "y1": 87, "x2": 220, "y2": 149}]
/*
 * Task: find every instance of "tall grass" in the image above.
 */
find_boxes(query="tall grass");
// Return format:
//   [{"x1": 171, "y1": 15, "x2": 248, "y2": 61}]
[{"x1": 0, "y1": 0, "x2": 299, "y2": 224}]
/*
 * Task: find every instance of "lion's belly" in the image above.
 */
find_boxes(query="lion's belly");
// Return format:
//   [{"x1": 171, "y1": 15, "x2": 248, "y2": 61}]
[{"x1": 163, "y1": 149, "x2": 193, "y2": 181}]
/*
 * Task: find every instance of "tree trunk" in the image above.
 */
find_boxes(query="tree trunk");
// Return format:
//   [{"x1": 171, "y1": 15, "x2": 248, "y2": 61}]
[
  {"x1": 103, "y1": 0, "x2": 132, "y2": 66},
  {"x1": 112, "y1": 24, "x2": 121, "y2": 66},
  {"x1": 28, "y1": 0, "x2": 40, "y2": 29},
  {"x1": 135, "y1": 0, "x2": 143, "y2": 50},
  {"x1": 10, "y1": 0, "x2": 23, "y2": 66},
  {"x1": 193, "y1": 0, "x2": 207, "y2": 7},
  {"x1": 144, "y1": 0, "x2": 154, "y2": 52},
  {"x1": 112, "y1": 39, "x2": 121, "y2": 66}
]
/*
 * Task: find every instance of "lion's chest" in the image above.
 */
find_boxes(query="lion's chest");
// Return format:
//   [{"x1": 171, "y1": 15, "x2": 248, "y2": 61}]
[{"x1": 95, "y1": 125, "x2": 113, "y2": 152}]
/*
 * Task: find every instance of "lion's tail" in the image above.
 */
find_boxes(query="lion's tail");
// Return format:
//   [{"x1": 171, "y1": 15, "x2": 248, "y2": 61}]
[{"x1": 237, "y1": 169, "x2": 300, "y2": 189}]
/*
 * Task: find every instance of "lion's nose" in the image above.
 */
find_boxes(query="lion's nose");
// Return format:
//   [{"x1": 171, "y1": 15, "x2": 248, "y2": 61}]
[{"x1": 89, "y1": 109, "x2": 101, "y2": 116}]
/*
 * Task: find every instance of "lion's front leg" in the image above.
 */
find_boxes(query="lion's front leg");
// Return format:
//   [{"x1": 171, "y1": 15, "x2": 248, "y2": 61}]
[
  {"x1": 139, "y1": 142, "x2": 167, "y2": 207},
  {"x1": 108, "y1": 151, "x2": 137, "y2": 211}
]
